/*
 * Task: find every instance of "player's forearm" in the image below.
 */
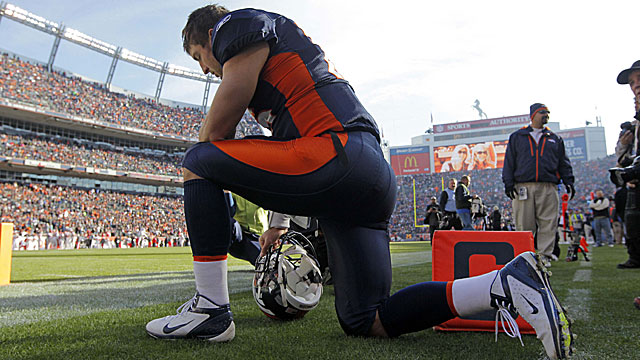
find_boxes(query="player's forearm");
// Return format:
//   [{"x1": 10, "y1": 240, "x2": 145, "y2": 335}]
[
  {"x1": 198, "y1": 42, "x2": 269, "y2": 143},
  {"x1": 199, "y1": 81, "x2": 251, "y2": 142}
]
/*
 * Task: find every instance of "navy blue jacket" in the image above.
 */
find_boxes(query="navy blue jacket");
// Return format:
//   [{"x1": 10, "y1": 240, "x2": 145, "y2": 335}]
[{"x1": 502, "y1": 126, "x2": 574, "y2": 188}]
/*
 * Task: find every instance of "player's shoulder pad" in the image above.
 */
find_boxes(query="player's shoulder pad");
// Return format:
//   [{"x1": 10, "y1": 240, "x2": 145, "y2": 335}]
[{"x1": 211, "y1": 8, "x2": 278, "y2": 65}]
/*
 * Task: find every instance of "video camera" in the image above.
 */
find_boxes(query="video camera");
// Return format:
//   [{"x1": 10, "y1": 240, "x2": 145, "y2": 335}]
[
  {"x1": 609, "y1": 155, "x2": 640, "y2": 187},
  {"x1": 470, "y1": 196, "x2": 486, "y2": 217},
  {"x1": 620, "y1": 121, "x2": 636, "y2": 136}
]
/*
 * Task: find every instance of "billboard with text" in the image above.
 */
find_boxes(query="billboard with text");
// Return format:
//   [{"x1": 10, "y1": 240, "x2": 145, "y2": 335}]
[
  {"x1": 390, "y1": 146, "x2": 430, "y2": 176},
  {"x1": 557, "y1": 129, "x2": 587, "y2": 161},
  {"x1": 433, "y1": 115, "x2": 530, "y2": 134}
]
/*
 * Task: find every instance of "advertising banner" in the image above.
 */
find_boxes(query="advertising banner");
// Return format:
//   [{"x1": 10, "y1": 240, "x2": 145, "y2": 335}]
[
  {"x1": 390, "y1": 146, "x2": 430, "y2": 176},
  {"x1": 434, "y1": 140, "x2": 508, "y2": 173},
  {"x1": 557, "y1": 129, "x2": 587, "y2": 161},
  {"x1": 433, "y1": 115, "x2": 529, "y2": 134}
]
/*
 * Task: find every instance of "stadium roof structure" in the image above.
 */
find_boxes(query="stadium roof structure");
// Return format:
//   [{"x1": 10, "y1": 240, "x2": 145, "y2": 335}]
[{"x1": 0, "y1": 2, "x2": 219, "y2": 108}]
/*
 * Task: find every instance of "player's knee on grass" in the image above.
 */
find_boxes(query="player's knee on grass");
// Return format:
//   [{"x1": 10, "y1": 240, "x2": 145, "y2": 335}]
[{"x1": 335, "y1": 304, "x2": 380, "y2": 337}]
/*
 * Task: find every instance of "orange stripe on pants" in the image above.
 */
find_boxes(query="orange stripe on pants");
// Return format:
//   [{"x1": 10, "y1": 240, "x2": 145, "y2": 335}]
[{"x1": 212, "y1": 133, "x2": 348, "y2": 175}]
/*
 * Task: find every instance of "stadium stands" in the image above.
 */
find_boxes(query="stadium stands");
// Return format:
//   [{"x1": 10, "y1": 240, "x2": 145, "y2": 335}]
[
  {"x1": 0, "y1": 182, "x2": 187, "y2": 249},
  {"x1": 0, "y1": 53, "x2": 264, "y2": 141},
  {"x1": 0, "y1": 132, "x2": 182, "y2": 176}
]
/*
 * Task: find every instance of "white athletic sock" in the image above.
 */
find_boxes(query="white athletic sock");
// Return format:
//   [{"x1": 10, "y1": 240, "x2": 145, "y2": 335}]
[
  {"x1": 193, "y1": 259, "x2": 229, "y2": 308},
  {"x1": 451, "y1": 270, "x2": 498, "y2": 317}
]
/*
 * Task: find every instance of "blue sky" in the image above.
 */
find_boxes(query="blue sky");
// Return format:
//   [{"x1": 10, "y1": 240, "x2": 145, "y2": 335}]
[{"x1": 1, "y1": 0, "x2": 638, "y2": 153}]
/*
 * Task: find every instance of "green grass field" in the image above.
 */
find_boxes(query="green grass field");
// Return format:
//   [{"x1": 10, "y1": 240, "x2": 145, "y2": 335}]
[{"x1": 1, "y1": 243, "x2": 639, "y2": 359}]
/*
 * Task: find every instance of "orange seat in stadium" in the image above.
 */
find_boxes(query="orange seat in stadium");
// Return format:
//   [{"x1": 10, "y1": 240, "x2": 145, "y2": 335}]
[{"x1": 432, "y1": 230, "x2": 535, "y2": 334}]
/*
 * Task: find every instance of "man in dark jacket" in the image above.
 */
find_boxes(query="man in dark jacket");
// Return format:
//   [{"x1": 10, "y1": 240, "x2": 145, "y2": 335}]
[
  {"x1": 424, "y1": 196, "x2": 441, "y2": 242},
  {"x1": 614, "y1": 60, "x2": 640, "y2": 269},
  {"x1": 490, "y1": 206, "x2": 502, "y2": 231},
  {"x1": 455, "y1": 175, "x2": 474, "y2": 230},
  {"x1": 502, "y1": 103, "x2": 575, "y2": 267}
]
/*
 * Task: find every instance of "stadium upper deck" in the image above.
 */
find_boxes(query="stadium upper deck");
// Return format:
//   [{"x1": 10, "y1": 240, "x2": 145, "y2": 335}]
[{"x1": 0, "y1": 53, "x2": 262, "y2": 192}]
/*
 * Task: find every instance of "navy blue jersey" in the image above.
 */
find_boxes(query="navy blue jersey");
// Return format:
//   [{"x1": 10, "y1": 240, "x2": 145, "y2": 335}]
[{"x1": 210, "y1": 8, "x2": 379, "y2": 141}]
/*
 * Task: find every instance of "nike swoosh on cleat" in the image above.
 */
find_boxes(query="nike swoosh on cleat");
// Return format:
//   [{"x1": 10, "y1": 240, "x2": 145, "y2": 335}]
[
  {"x1": 162, "y1": 320, "x2": 194, "y2": 334},
  {"x1": 521, "y1": 295, "x2": 539, "y2": 314}
]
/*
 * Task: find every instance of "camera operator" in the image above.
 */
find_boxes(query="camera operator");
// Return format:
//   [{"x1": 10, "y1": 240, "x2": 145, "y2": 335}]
[
  {"x1": 610, "y1": 60, "x2": 640, "y2": 269},
  {"x1": 423, "y1": 196, "x2": 441, "y2": 242},
  {"x1": 470, "y1": 196, "x2": 487, "y2": 229}
]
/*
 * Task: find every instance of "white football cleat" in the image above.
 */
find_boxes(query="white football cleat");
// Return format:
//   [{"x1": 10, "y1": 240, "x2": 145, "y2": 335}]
[
  {"x1": 146, "y1": 293, "x2": 235, "y2": 342},
  {"x1": 490, "y1": 251, "x2": 573, "y2": 359}
]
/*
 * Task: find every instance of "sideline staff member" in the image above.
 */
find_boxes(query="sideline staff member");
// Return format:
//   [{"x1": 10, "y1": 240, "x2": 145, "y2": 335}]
[{"x1": 502, "y1": 103, "x2": 575, "y2": 267}]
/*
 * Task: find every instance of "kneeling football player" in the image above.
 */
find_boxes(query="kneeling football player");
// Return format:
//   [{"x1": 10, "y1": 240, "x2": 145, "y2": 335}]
[{"x1": 145, "y1": 5, "x2": 573, "y2": 359}]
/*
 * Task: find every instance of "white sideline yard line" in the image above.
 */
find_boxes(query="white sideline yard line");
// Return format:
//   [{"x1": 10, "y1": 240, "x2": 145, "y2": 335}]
[
  {"x1": 564, "y1": 259, "x2": 599, "y2": 359},
  {"x1": 567, "y1": 265, "x2": 592, "y2": 318},
  {"x1": 564, "y1": 288, "x2": 591, "y2": 322},
  {"x1": 572, "y1": 269, "x2": 592, "y2": 282}
]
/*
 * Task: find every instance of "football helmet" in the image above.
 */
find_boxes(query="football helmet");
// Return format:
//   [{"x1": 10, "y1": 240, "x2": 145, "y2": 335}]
[{"x1": 252, "y1": 231, "x2": 323, "y2": 320}]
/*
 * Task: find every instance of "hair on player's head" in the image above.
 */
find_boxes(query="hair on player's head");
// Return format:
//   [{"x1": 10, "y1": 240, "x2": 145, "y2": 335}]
[{"x1": 182, "y1": 4, "x2": 230, "y2": 53}]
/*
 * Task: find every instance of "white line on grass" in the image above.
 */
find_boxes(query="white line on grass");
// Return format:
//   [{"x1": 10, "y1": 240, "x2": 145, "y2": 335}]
[
  {"x1": 564, "y1": 288, "x2": 591, "y2": 322},
  {"x1": 572, "y1": 269, "x2": 592, "y2": 282}
]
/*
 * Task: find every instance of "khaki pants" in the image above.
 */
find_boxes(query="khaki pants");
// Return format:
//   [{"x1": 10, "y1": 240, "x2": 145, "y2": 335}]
[
  {"x1": 512, "y1": 182, "x2": 559, "y2": 258},
  {"x1": 612, "y1": 221, "x2": 623, "y2": 245}
]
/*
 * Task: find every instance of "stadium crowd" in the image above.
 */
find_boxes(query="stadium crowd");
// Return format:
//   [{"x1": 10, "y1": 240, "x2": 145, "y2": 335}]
[
  {"x1": 0, "y1": 182, "x2": 188, "y2": 250},
  {"x1": 0, "y1": 53, "x2": 263, "y2": 139},
  {"x1": 0, "y1": 54, "x2": 200, "y2": 137},
  {"x1": 0, "y1": 132, "x2": 183, "y2": 176},
  {"x1": 389, "y1": 155, "x2": 618, "y2": 240}
]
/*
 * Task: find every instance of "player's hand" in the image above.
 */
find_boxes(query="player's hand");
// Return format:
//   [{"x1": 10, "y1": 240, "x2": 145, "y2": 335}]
[
  {"x1": 505, "y1": 185, "x2": 517, "y2": 200},
  {"x1": 259, "y1": 227, "x2": 287, "y2": 257},
  {"x1": 565, "y1": 184, "x2": 575, "y2": 200}
]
